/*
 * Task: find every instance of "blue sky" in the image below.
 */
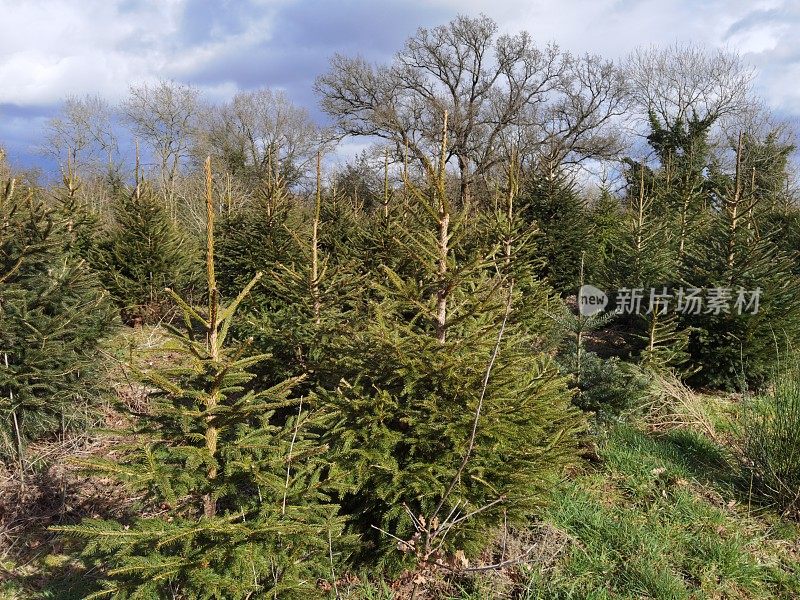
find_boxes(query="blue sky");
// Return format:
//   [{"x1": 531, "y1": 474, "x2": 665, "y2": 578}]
[{"x1": 1, "y1": 0, "x2": 798, "y2": 173}]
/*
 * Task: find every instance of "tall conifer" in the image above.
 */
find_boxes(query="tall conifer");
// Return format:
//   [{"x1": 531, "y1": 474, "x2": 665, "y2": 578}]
[
  {"x1": 319, "y1": 115, "x2": 584, "y2": 567},
  {"x1": 56, "y1": 159, "x2": 347, "y2": 599}
]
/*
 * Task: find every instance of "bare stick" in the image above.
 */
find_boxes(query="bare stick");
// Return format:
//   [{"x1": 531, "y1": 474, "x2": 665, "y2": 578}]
[
  {"x1": 370, "y1": 524, "x2": 415, "y2": 551},
  {"x1": 328, "y1": 525, "x2": 340, "y2": 600},
  {"x1": 282, "y1": 397, "x2": 303, "y2": 515},
  {"x1": 430, "y1": 281, "x2": 514, "y2": 528}
]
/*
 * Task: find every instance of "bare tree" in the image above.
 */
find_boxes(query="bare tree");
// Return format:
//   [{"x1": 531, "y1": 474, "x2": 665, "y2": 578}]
[
  {"x1": 122, "y1": 80, "x2": 200, "y2": 215},
  {"x1": 317, "y1": 14, "x2": 627, "y2": 202},
  {"x1": 45, "y1": 94, "x2": 119, "y2": 175},
  {"x1": 195, "y1": 88, "x2": 322, "y2": 189},
  {"x1": 626, "y1": 44, "x2": 755, "y2": 132},
  {"x1": 499, "y1": 52, "x2": 628, "y2": 182}
]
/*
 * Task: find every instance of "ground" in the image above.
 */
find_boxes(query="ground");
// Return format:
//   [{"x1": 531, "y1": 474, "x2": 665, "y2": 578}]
[{"x1": 1, "y1": 327, "x2": 798, "y2": 599}]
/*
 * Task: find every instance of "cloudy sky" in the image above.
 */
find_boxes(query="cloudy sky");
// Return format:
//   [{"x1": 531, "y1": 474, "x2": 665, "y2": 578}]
[{"x1": 0, "y1": 0, "x2": 798, "y2": 172}]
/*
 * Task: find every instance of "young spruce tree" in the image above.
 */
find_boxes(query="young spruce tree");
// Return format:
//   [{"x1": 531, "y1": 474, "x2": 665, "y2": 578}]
[
  {"x1": 522, "y1": 162, "x2": 592, "y2": 295},
  {"x1": 56, "y1": 160, "x2": 347, "y2": 599},
  {"x1": 682, "y1": 136, "x2": 800, "y2": 389},
  {"x1": 0, "y1": 176, "x2": 115, "y2": 465},
  {"x1": 319, "y1": 115, "x2": 585, "y2": 569},
  {"x1": 93, "y1": 176, "x2": 197, "y2": 324}
]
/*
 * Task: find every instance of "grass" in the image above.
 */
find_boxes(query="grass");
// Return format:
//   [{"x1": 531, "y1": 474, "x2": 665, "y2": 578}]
[
  {"x1": 521, "y1": 424, "x2": 800, "y2": 599},
  {"x1": 340, "y1": 398, "x2": 800, "y2": 598},
  {"x1": 5, "y1": 329, "x2": 800, "y2": 599},
  {"x1": 738, "y1": 369, "x2": 800, "y2": 518}
]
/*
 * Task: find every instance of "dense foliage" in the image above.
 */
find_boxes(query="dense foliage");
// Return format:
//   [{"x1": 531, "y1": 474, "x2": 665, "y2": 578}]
[
  {"x1": 0, "y1": 177, "x2": 115, "y2": 462},
  {"x1": 3, "y1": 13, "x2": 800, "y2": 597},
  {"x1": 56, "y1": 165, "x2": 348, "y2": 598},
  {"x1": 92, "y1": 182, "x2": 198, "y2": 324}
]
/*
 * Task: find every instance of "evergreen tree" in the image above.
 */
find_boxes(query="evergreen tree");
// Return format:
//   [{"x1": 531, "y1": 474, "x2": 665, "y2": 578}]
[
  {"x1": 761, "y1": 205, "x2": 800, "y2": 276},
  {"x1": 345, "y1": 150, "x2": 415, "y2": 282},
  {"x1": 482, "y1": 152, "x2": 563, "y2": 351},
  {"x1": 219, "y1": 156, "x2": 365, "y2": 392},
  {"x1": 738, "y1": 129, "x2": 795, "y2": 213},
  {"x1": 522, "y1": 164, "x2": 592, "y2": 295},
  {"x1": 682, "y1": 135, "x2": 800, "y2": 389},
  {"x1": 319, "y1": 116, "x2": 585, "y2": 568},
  {"x1": 216, "y1": 172, "x2": 301, "y2": 301},
  {"x1": 744, "y1": 130, "x2": 799, "y2": 272},
  {"x1": 608, "y1": 163, "x2": 678, "y2": 291},
  {"x1": 0, "y1": 177, "x2": 115, "y2": 464},
  {"x1": 603, "y1": 164, "x2": 691, "y2": 372},
  {"x1": 332, "y1": 150, "x2": 383, "y2": 213},
  {"x1": 637, "y1": 308, "x2": 693, "y2": 375},
  {"x1": 55, "y1": 160, "x2": 348, "y2": 599},
  {"x1": 551, "y1": 254, "x2": 649, "y2": 416},
  {"x1": 585, "y1": 187, "x2": 624, "y2": 284},
  {"x1": 263, "y1": 157, "x2": 364, "y2": 389},
  {"x1": 55, "y1": 162, "x2": 102, "y2": 261},
  {"x1": 93, "y1": 180, "x2": 197, "y2": 324}
]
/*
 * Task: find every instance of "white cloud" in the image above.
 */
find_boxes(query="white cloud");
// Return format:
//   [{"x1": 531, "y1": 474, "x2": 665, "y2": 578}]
[
  {"x1": 0, "y1": 0, "x2": 799, "y2": 168},
  {"x1": 1, "y1": 0, "x2": 798, "y2": 114},
  {"x1": 0, "y1": 1, "x2": 173, "y2": 104},
  {"x1": 0, "y1": 0, "x2": 289, "y2": 106}
]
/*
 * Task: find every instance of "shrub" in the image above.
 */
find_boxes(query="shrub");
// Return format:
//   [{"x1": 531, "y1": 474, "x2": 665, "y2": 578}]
[
  {"x1": 550, "y1": 301, "x2": 649, "y2": 417},
  {"x1": 738, "y1": 363, "x2": 800, "y2": 518}
]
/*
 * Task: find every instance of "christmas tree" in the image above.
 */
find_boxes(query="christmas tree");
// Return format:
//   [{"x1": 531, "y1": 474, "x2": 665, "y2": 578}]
[
  {"x1": 93, "y1": 178, "x2": 198, "y2": 324},
  {"x1": 681, "y1": 136, "x2": 800, "y2": 389},
  {"x1": 55, "y1": 159, "x2": 348, "y2": 599},
  {"x1": 521, "y1": 163, "x2": 592, "y2": 295},
  {"x1": 0, "y1": 176, "x2": 115, "y2": 465},
  {"x1": 319, "y1": 115, "x2": 585, "y2": 568}
]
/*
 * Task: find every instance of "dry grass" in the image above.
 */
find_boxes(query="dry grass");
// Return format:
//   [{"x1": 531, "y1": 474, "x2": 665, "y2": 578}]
[{"x1": 636, "y1": 371, "x2": 724, "y2": 442}]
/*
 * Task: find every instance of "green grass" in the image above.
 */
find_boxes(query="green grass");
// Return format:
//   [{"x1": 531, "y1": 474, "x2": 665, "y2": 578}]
[
  {"x1": 7, "y1": 332, "x2": 800, "y2": 599},
  {"x1": 517, "y1": 425, "x2": 800, "y2": 599},
  {"x1": 10, "y1": 420, "x2": 800, "y2": 599},
  {"x1": 338, "y1": 420, "x2": 800, "y2": 599}
]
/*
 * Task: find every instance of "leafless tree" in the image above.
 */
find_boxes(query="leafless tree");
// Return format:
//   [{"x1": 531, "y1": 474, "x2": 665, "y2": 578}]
[
  {"x1": 316, "y1": 14, "x2": 627, "y2": 202},
  {"x1": 626, "y1": 44, "x2": 755, "y2": 132},
  {"x1": 122, "y1": 80, "x2": 200, "y2": 215},
  {"x1": 500, "y1": 52, "x2": 628, "y2": 182},
  {"x1": 45, "y1": 94, "x2": 119, "y2": 175},
  {"x1": 194, "y1": 88, "x2": 322, "y2": 190}
]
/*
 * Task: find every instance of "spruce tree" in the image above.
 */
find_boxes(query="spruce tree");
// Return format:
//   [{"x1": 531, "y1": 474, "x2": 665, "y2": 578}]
[
  {"x1": 220, "y1": 156, "x2": 365, "y2": 392},
  {"x1": 551, "y1": 254, "x2": 648, "y2": 416},
  {"x1": 0, "y1": 177, "x2": 115, "y2": 464},
  {"x1": 482, "y1": 151, "x2": 562, "y2": 351},
  {"x1": 745, "y1": 130, "x2": 799, "y2": 272},
  {"x1": 737, "y1": 129, "x2": 795, "y2": 213},
  {"x1": 346, "y1": 150, "x2": 415, "y2": 282},
  {"x1": 215, "y1": 170, "x2": 305, "y2": 386},
  {"x1": 55, "y1": 160, "x2": 347, "y2": 599},
  {"x1": 522, "y1": 164, "x2": 592, "y2": 295},
  {"x1": 647, "y1": 112, "x2": 714, "y2": 259},
  {"x1": 93, "y1": 180, "x2": 197, "y2": 324},
  {"x1": 585, "y1": 187, "x2": 625, "y2": 285},
  {"x1": 319, "y1": 116, "x2": 584, "y2": 568},
  {"x1": 681, "y1": 136, "x2": 800, "y2": 389}
]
